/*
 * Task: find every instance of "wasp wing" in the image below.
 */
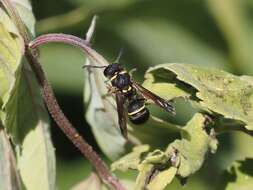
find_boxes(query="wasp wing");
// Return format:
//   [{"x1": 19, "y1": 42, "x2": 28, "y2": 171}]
[
  {"x1": 132, "y1": 82, "x2": 176, "y2": 115},
  {"x1": 115, "y1": 92, "x2": 128, "y2": 139}
]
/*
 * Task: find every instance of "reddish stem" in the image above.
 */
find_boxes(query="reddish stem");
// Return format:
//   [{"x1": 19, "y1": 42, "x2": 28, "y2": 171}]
[{"x1": 29, "y1": 33, "x2": 109, "y2": 66}]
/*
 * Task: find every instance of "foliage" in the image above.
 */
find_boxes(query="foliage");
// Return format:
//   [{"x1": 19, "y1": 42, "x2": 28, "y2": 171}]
[
  {"x1": 0, "y1": 1, "x2": 55, "y2": 190},
  {"x1": 1, "y1": 0, "x2": 253, "y2": 190},
  {"x1": 217, "y1": 158, "x2": 253, "y2": 190}
]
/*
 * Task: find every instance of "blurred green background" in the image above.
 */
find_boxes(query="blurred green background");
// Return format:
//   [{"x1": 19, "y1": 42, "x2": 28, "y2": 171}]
[{"x1": 31, "y1": 0, "x2": 253, "y2": 189}]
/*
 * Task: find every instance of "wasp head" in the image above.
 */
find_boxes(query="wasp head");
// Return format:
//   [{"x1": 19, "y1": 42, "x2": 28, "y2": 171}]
[{"x1": 103, "y1": 63, "x2": 123, "y2": 78}]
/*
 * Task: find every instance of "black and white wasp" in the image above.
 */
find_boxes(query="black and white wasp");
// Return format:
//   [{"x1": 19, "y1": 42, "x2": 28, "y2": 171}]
[{"x1": 83, "y1": 63, "x2": 176, "y2": 139}]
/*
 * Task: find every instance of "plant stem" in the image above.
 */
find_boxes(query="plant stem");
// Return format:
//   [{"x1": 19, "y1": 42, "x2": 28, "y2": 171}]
[{"x1": 29, "y1": 33, "x2": 110, "y2": 66}]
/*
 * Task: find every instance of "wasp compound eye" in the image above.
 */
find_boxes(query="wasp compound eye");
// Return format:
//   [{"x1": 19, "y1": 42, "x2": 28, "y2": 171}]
[
  {"x1": 103, "y1": 63, "x2": 122, "y2": 78},
  {"x1": 128, "y1": 100, "x2": 149, "y2": 124}
]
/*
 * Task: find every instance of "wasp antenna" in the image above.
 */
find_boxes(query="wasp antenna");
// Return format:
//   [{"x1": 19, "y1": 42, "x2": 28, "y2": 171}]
[
  {"x1": 129, "y1": 68, "x2": 137, "y2": 76},
  {"x1": 82, "y1": 65, "x2": 107, "y2": 69},
  {"x1": 113, "y1": 47, "x2": 124, "y2": 64}
]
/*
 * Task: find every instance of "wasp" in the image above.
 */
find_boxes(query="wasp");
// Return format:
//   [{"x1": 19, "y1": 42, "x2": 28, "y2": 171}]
[{"x1": 83, "y1": 63, "x2": 176, "y2": 139}]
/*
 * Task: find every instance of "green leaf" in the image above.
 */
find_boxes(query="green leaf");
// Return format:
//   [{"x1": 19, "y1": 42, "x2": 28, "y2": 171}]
[
  {"x1": 217, "y1": 158, "x2": 253, "y2": 190},
  {"x1": 0, "y1": 128, "x2": 22, "y2": 190},
  {"x1": 0, "y1": 8, "x2": 23, "y2": 110},
  {"x1": 0, "y1": 4, "x2": 56, "y2": 190},
  {"x1": 114, "y1": 113, "x2": 217, "y2": 190},
  {"x1": 3, "y1": 61, "x2": 56, "y2": 190},
  {"x1": 142, "y1": 73, "x2": 191, "y2": 101},
  {"x1": 134, "y1": 162, "x2": 153, "y2": 190},
  {"x1": 11, "y1": 0, "x2": 36, "y2": 36},
  {"x1": 146, "y1": 63, "x2": 253, "y2": 130},
  {"x1": 15, "y1": 72, "x2": 56, "y2": 189},
  {"x1": 166, "y1": 113, "x2": 218, "y2": 177},
  {"x1": 111, "y1": 145, "x2": 150, "y2": 172},
  {"x1": 147, "y1": 166, "x2": 177, "y2": 190},
  {"x1": 134, "y1": 149, "x2": 176, "y2": 190}
]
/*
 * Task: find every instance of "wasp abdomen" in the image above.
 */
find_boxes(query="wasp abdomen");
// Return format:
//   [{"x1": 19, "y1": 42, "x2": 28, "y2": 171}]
[{"x1": 128, "y1": 100, "x2": 149, "y2": 124}]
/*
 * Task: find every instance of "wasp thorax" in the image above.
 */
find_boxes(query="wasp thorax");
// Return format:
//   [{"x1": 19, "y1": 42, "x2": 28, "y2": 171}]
[
  {"x1": 103, "y1": 63, "x2": 123, "y2": 78},
  {"x1": 128, "y1": 100, "x2": 149, "y2": 124},
  {"x1": 112, "y1": 73, "x2": 131, "y2": 89}
]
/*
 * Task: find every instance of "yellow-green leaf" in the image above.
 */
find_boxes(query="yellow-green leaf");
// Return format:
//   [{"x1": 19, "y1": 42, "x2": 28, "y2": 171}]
[
  {"x1": 217, "y1": 158, "x2": 253, "y2": 190},
  {"x1": 166, "y1": 113, "x2": 218, "y2": 177},
  {"x1": 134, "y1": 163, "x2": 153, "y2": 190},
  {"x1": 142, "y1": 73, "x2": 190, "y2": 101},
  {"x1": 0, "y1": 128, "x2": 22, "y2": 190},
  {"x1": 11, "y1": 0, "x2": 36, "y2": 36},
  {"x1": 119, "y1": 113, "x2": 217, "y2": 190},
  {"x1": 0, "y1": 3, "x2": 56, "y2": 190},
  {"x1": 16, "y1": 88, "x2": 56, "y2": 190},
  {"x1": 0, "y1": 8, "x2": 23, "y2": 110},
  {"x1": 146, "y1": 63, "x2": 253, "y2": 130},
  {"x1": 147, "y1": 167, "x2": 177, "y2": 190},
  {"x1": 111, "y1": 145, "x2": 150, "y2": 172}
]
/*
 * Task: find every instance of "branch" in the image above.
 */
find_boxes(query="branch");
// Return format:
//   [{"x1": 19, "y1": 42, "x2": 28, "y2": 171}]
[{"x1": 29, "y1": 33, "x2": 109, "y2": 66}]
